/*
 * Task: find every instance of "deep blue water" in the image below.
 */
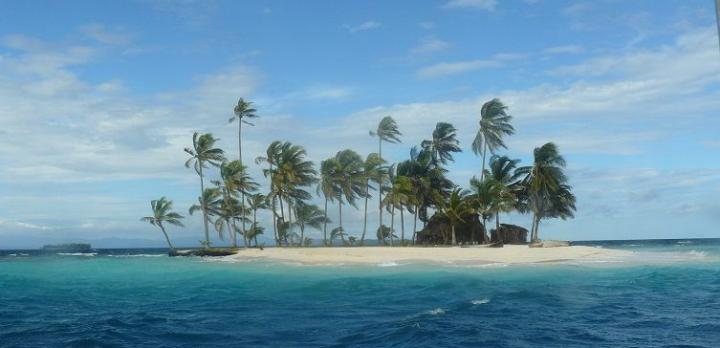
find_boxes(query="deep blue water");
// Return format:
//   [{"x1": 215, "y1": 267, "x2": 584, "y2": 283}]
[{"x1": 2, "y1": 239, "x2": 720, "y2": 347}]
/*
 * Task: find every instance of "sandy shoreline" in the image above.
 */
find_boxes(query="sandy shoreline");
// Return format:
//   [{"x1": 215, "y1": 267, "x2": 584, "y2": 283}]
[{"x1": 227, "y1": 245, "x2": 632, "y2": 265}]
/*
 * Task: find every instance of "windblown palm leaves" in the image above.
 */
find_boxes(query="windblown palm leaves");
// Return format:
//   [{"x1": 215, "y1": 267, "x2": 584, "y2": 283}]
[
  {"x1": 370, "y1": 116, "x2": 401, "y2": 238},
  {"x1": 472, "y1": 98, "x2": 515, "y2": 180},
  {"x1": 515, "y1": 143, "x2": 576, "y2": 242},
  {"x1": 230, "y1": 98, "x2": 258, "y2": 165},
  {"x1": 329, "y1": 149, "x2": 365, "y2": 244},
  {"x1": 185, "y1": 132, "x2": 225, "y2": 247},
  {"x1": 421, "y1": 122, "x2": 462, "y2": 166},
  {"x1": 360, "y1": 153, "x2": 384, "y2": 245},
  {"x1": 141, "y1": 197, "x2": 184, "y2": 251},
  {"x1": 189, "y1": 187, "x2": 222, "y2": 245},
  {"x1": 293, "y1": 203, "x2": 330, "y2": 247}
]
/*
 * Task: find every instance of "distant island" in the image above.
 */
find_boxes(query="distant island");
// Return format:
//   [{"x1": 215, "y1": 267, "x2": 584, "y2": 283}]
[{"x1": 41, "y1": 243, "x2": 93, "y2": 253}]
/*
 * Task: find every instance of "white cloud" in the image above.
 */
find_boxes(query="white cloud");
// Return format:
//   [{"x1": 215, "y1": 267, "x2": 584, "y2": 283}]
[
  {"x1": 416, "y1": 59, "x2": 502, "y2": 79},
  {"x1": 80, "y1": 23, "x2": 133, "y2": 45},
  {"x1": 543, "y1": 45, "x2": 584, "y2": 55},
  {"x1": 345, "y1": 21, "x2": 381, "y2": 33},
  {"x1": 419, "y1": 21, "x2": 436, "y2": 30},
  {"x1": 411, "y1": 37, "x2": 452, "y2": 54},
  {"x1": 443, "y1": 0, "x2": 497, "y2": 11}
]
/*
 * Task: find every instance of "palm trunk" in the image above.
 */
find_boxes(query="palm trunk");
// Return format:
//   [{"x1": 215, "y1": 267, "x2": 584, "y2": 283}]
[
  {"x1": 400, "y1": 205, "x2": 405, "y2": 246},
  {"x1": 390, "y1": 204, "x2": 395, "y2": 246},
  {"x1": 323, "y1": 197, "x2": 328, "y2": 246},
  {"x1": 451, "y1": 225, "x2": 457, "y2": 245},
  {"x1": 198, "y1": 164, "x2": 210, "y2": 248},
  {"x1": 288, "y1": 200, "x2": 294, "y2": 247},
  {"x1": 238, "y1": 121, "x2": 243, "y2": 165},
  {"x1": 361, "y1": 180, "x2": 369, "y2": 246},
  {"x1": 412, "y1": 208, "x2": 418, "y2": 245},
  {"x1": 272, "y1": 194, "x2": 279, "y2": 246},
  {"x1": 241, "y1": 192, "x2": 247, "y2": 248},
  {"x1": 378, "y1": 138, "x2": 383, "y2": 236},
  {"x1": 482, "y1": 215, "x2": 487, "y2": 244},
  {"x1": 339, "y1": 199, "x2": 346, "y2": 245},
  {"x1": 480, "y1": 142, "x2": 488, "y2": 181},
  {"x1": 495, "y1": 212, "x2": 500, "y2": 242},
  {"x1": 278, "y1": 194, "x2": 286, "y2": 246},
  {"x1": 254, "y1": 209, "x2": 259, "y2": 247},
  {"x1": 300, "y1": 226, "x2": 305, "y2": 247},
  {"x1": 159, "y1": 223, "x2": 175, "y2": 251},
  {"x1": 228, "y1": 218, "x2": 236, "y2": 248}
]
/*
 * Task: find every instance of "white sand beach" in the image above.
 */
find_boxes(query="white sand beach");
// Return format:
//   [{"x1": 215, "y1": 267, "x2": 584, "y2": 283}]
[{"x1": 228, "y1": 245, "x2": 632, "y2": 265}]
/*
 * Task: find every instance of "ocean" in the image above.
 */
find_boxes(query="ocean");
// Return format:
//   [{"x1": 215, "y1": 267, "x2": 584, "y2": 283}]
[{"x1": 1, "y1": 239, "x2": 719, "y2": 347}]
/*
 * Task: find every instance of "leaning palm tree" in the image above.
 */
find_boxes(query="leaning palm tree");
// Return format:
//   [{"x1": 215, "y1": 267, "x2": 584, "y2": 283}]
[
  {"x1": 272, "y1": 142, "x2": 317, "y2": 244},
  {"x1": 185, "y1": 132, "x2": 225, "y2": 247},
  {"x1": 472, "y1": 99, "x2": 514, "y2": 180},
  {"x1": 360, "y1": 153, "x2": 384, "y2": 245},
  {"x1": 370, "y1": 116, "x2": 401, "y2": 240},
  {"x1": 421, "y1": 122, "x2": 462, "y2": 166},
  {"x1": 515, "y1": 143, "x2": 576, "y2": 242},
  {"x1": 435, "y1": 187, "x2": 473, "y2": 245},
  {"x1": 317, "y1": 158, "x2": 340, "y2": 246},
  {"x1": 331, "y1": 149, "x2": 365, "y2": 244},
  {"x1": 216, "y1": 160, "x2": 257, "y2": 247},
  {"x1": 246, "y1": 193, "x2": 268, "y2": 247},
  {"x1": 256, "y1": 141, "x2": 283, "y2": 245},
  {"x1": 188, "y1": 187, "x2": 222, "y2": 246},
  {"x1": 293, "y1": 203, "x2": 330, "y2": 247},
  {"x1": 230, "y1": 98, "x2": 258, "y2": 166},
  {"x1": 383, "y1": 173, "x2": 412, "y2": 246},
  {"x1": 140, "y1": 197, "x2": 184, "y2": 252}
]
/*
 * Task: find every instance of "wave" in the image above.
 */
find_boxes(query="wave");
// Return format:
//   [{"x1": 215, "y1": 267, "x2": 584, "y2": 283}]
[
  {"x1": 471, "y1": 298, "x2": 490, "y2": 305},
  {"x1": 57, "y1": 252, "x2": 97, "y2": 257},
  {"x1": 426, "y1": 308, "x2": 445, "y2": 315},
  {"x1": 107, "y1": 254, "x2": 165, "y2": 258},
  {"x1": 377, "y1": 261, "x2": 400, "y2": 267}
]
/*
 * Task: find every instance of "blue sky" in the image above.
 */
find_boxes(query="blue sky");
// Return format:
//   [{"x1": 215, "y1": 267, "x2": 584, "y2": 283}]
[{"x1": 0, "y1": 0, "x2": 718, "y2": 248}]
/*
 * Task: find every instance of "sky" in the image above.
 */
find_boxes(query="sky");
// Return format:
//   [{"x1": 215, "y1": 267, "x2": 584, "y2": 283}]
[{"x1": 0, "y1": 0, "x2": 719, "y2": 249}]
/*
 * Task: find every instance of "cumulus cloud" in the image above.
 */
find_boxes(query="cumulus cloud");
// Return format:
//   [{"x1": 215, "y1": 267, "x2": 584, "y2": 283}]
[{"x1": 443, "y1": 0, "x2": 497, "y2": 11}]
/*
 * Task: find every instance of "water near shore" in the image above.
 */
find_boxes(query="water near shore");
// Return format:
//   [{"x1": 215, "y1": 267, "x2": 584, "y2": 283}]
[{"x1": 2, "y1": 239, "x2": 720, "y2": 347}]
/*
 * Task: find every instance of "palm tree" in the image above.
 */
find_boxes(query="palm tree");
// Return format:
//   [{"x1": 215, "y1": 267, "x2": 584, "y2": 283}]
[
  {"x1": 185, "y1": 132, "x2": 225, "y2": 247},
  {"x1": 272, "y1": 142, "x2": 317, "y2": 245},
  {"x1": 230, "y1": 98, "x2": 258, "y2": 166},
  {"x1": 293, "y1": 203, "x2": 330, "y2": 247},
  {"x1": 216, "y1": 160, "x2": 258, "y2": 247},
  {"x1": 360, "y1": 153, "x2": 384, "y2": 245},
  {"x1": 376, "y1": 225, "x2": 396, "y2": 245},
  {"x1": 256, "y1": 141, "x2": 283, "y2": 245},
  {"x1": 245, "y1": 223, "x2": 265, "y2": 247},
  {"x1": 188, "y1": 187, "x2": 222, "y2": 246},
  {"x1": 212, "y1": 195, "x2": 244, "y2": 246},
  {"x1": 246, "y1": 193, "x2": 268, "y2": 247},
  {"x1": 421, "y1": 122, "x2": 462, "y2": 166},
  {"x1": 383, "y1": 173, "x2": 412, "y2": 246},
  {"x1": 472, "y1": 99, "x2": 514, "y2": 181},
  {"x1": 370, "y1": 116, "x2": 401, "y2": 240},
  {"x1": 331, "y1": 149, "x2": 365, "y2": 244},
  {"x1": 515, "y1": 143, "x2": 576, "y2": 242},
  {"x1": 486, "y1": 155, "x2": 522, "y2": 229},
  {"x1": 140, "y1": 197, "x2": 184, "y2": 252},
  {"x1": 317, "y1": 158, "x2": 340, "y2": 246},
  {"x1": 435, "y1": 187, "x2": 473, "y2": 245},
  {"x1": 330, "y1": 227, "x2": 346, "y2": 246}
]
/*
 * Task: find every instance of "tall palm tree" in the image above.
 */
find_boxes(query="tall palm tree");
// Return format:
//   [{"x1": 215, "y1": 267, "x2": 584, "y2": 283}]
[
  {"x1": 216, "y1": 160, "x2": 257, "y2": 247},
  {"x1": 370, "y1": 116, "x2": 401, "y2": 239},
  {"x1": 185, "y1": 132, "x2": 225, "y2": 247},
  {"x1": 515, "y1": 143, "x2": 576, "y2": 242},
  {"x1": 317, "y1": 158, "x2": 340, "y2": 246},
  {"x1": 246, "y1": 193, "x2": 268, "y2": 247},
  {"x1": 189, "y1": 188, "x2": 222, "y2": 246},
  {"x1": 435, "y1": 187, "x2": 473, "y2": 245},
  {"x1": 255, "y1": 141, "x2": 283, "y2": 245},
  {"x1": 293, "y1": 203, "x2": 330, "y2": 247},
  {"x1": 360, "y1": 153, "x2": 384, "y2": 245},
  {"x1": 331, "y1": 149, "x2": 365, "y2": 244},
  {"x1": 272, "y1": 142, "x2": 317, "y2": 245},
  {"x1": 230, "y1": 98, "x2": 258, "y2": 166},
  {"x1": 421, "y1": 122, "x2": 462, "y2": 166},
  {"x1": 472, "y1": 99, "x2": 514, "y2": 181},
  {"x1": 140, "y1": 197, "x2": 184, "y2": 252}
]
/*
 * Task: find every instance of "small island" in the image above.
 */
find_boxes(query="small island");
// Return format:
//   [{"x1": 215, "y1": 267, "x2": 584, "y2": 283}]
[
  {"x1": 143, "y1": 98, "x2": 580, "y2": 261},
  {"x1": 41, "y1": 243, "x2": 93, "y2": 253}
]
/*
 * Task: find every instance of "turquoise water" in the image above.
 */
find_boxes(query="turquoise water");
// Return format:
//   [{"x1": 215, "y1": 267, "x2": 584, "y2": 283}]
[{"x1": 2, "y1": 240, "x2": 720, "y2": 347}]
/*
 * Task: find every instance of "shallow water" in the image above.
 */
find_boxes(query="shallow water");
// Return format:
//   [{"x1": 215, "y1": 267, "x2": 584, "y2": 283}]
[{"x1": 2, "y1": 240, "x2": 720, "y2": 347}]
